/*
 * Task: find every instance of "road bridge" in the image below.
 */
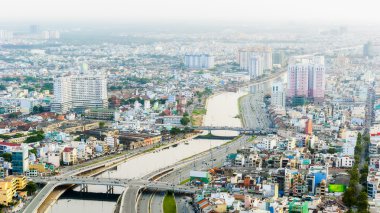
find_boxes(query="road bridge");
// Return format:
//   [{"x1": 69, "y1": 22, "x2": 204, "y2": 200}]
[{"x1": 23, "y1": 177, "x2": 195, "y2": 213}]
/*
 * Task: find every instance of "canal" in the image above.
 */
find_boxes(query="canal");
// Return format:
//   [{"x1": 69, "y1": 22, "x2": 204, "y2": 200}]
[{"x1": 47, "y1": 91, "x2": 246, "y2": 213}]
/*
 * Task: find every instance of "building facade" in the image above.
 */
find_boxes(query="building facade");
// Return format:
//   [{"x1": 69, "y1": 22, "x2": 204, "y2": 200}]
[
  {"x1": 51, "y1": 71, "x2": 108, "y2": 113},
  {"x1": 184, "y1": 54, "x2": 215, "y2": 69},
  {"x1": 287, "y1": 56, "x2": 326, "y2": 101},
  {"x1": 238, "y1": 47, "x2": 272, "y2": 72},
  {"x1": 11, "y1": 146, "x2": 29, "y2": 175},
  {"x1": 271, "y1": 82, "x2": 286, "y2": 108},
  {"x1": 248, "y1": 55, "x2": 263, "y2": 80}
]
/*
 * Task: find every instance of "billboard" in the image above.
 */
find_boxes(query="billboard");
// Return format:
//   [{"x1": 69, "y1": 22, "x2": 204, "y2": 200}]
[{"x1": 328, "y1": 184, "x2": 346, "y2": 192}]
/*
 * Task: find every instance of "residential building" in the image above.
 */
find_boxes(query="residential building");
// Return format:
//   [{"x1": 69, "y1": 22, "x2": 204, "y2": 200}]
[
  {"x1": 51, "y1": 69, "x2": 108, "y2": 113},
  {"x1": 335, "y1": 156, "x2": 355, "y2": 168},
  {"x1": 239, "y1": 47, "x2": 272, "y2": 71},
  {"x1": 287, "y1": 56, "x2": 326, "y2": 101},
  {"x1": 11, "y1": 145, "x2": 29, "y2": 175},
  {"x1": 85, "y1": 108, "x2": 120, "y2": 121},
  {"x1": 184, "y1": 54, "x2": 215, "y2": 69},
  {"x1": 0, "y1": 175, "x2": 27, "y2": 206},
  {"x1": 62, "y1": 147, "x2": 78, "y2": 165},
  {"x1": 271, "y1": 82, "x2": 286, "y2": 108},
  {"x1": 248, "y1": 55, "x2": 263, "y2": 79}
]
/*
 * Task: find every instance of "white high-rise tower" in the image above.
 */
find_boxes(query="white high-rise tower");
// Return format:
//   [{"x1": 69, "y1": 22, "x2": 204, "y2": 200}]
[{"x1": 52, "y1": 69, "x2": 108, "y2": 113}]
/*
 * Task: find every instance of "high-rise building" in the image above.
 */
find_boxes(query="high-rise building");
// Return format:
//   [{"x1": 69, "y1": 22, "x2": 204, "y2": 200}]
[
  {"x1": 364, "y1": 40, "x2": 380, "y2": 58},
  {"x1": 12, "y1": 145, "x2": 29, "y2": 175},
  {"x1": 248, "y1": 55, "x2": 263, "y2": 79},
  {"x1": 29, "y1": 25, "x2": 40, "y2": 34},
  {"x1": 184, "y1": 54, "x2": 214, "y2": 69},
  {"x1": 272, "y1": 51, "x2": 286, "y2": 66},
  {"x1": 271, "y1": 82, "x2": 286, "y2": 108},
  {"x1": 51, "y1": 68, "x2": 108, "y2": 113},
  {"x1": 238, "y1": 47, "x2": 272, "y2": 72},
  {"x1": 0, "y1": 30, "x2": 13, "y2": 40},
  {"x1": 40, "y1": 30, "x2": 60, "y2": 40},
  {"x1": 49, "y1": 30, "x2": 60, "y2": 39},
  {"x1": 287, "y1": 63, "x2": 309, "y2": 97},
  {"x1": 287, "y1": 56, "x2": 325, "y2": 101}
]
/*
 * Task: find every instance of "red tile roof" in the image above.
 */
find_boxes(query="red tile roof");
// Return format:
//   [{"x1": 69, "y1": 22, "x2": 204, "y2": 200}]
[
  {"x1": 0, "y1": 142, "x2": 21, "y2": 147},
  {"x1": 63, "y1": 147, "x2": 74, "y2": 152}
]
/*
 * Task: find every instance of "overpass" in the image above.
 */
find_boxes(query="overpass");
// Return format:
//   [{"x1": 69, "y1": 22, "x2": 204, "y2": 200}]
[
  {"x1": 24, "y1": 176, "x2": 195, "y2": 213},
  {"x1": 238, "y1": 70, "x2": 288, "y2": 95}
]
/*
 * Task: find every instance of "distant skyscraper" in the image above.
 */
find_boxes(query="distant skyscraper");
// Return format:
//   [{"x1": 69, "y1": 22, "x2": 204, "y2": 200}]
[
  {"x1": 248, "y1": 55, "x2": 263, "y2": 79},
  {"x1": 287, "y1": 56, "x2": 326, "y2": 101},
  {"x1": 184, "y1": 54, "x2": 214, "y2": 69},
  {"x1": 272, "y1": 51, "x2": 286, "y2": 66},
  {"x1": 49, "y1": 30, "x2": 60, "y2": 39},
  {"x1": 30, "y1": 25, "x2": 40, "y2": 34},
  {"x1": 238, "y1": 47, "x2": 272, "y2": 72},
  {"x1": 0, "y1": 30, "x2": 13, "y2": 40},
  {"x1": 51, "y1": 68, "x2": 108, "y2": 113},
  {"x1": 40, "y1": 30, "x2": 60, "y2": 40},
  {"x1": 364, "y1": 40, "x2": 380, "y2": 58},
  {"x1": 41, "y1": 31, "x2": 50, "y2": 39},
  {"x1": 271, "y1": 82, "x2": 286, "y2": 108}
]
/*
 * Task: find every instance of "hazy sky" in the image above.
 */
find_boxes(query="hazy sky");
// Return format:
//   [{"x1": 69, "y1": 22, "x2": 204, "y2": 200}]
[{"x1": 1, "y1": 0, "x2": 379, "y2": 25}]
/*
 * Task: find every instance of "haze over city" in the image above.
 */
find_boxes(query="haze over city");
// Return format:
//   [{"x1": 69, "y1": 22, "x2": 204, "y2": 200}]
[{"x1": 2, "y1": 0, "x2": 380, "y2": 25}]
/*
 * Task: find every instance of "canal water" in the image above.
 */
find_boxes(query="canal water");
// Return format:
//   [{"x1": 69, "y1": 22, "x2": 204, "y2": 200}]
[{"x1": 47, "y1": 92, "x2": 245, "y2": 213}]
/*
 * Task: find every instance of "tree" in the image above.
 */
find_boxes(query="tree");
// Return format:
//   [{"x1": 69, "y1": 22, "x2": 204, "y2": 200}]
[
  {"x1": 180, "y1": 116, "x2": 190, "y2": 126},
  {"x1": 0, "y1": 153, "x2": 12, "y2": 162},
  {"x1": 32, "y1": 105, "x2": 45, "y2": 114},
  {"x1": 356, "y1": 191, "x2": 369, "y2": 212},
  {"x1": 29, "y1": 148, "x2": 37, "y2": 157},
  {"x1": 99, "y1": 122, "x2": 106, "y2": 129},
  {"x1": 8, "y1": 113, "x2": 18, "y2": 118},
  {"x1": 349, "y1": 165, "x2": 360, "y2": 186},
  {"x1": 24, "y1": 133, "x2": 44, "y2": 143},
  {"x1": 41, "y1": 83, "x2": 53, "y2": 92},
  {"x1": 327, "y1": 148, "x2": 336, "y2": 154},
  {"x1": 170, "y1": 127, "x2": 181, "y2": 135},
  {"x1": 342, "y1": 187, "x2": 356, "y2": 207},
  {"x1": 24, "y1": 181, "x2": 37, "y2": 196}
]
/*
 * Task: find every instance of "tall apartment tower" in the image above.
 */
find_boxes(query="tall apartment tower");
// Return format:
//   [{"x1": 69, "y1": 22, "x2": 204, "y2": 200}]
[
  {"x1": 184, "y1": 54, "x2": 215, "y2": 69},
  {"x1": 271, "y1": 82, "x2": 286, "y2": 108},
  {"x1": 248, "y1": 55, "x2": 263, "y2": 79},
  {"x1": 52, "y1": 69, "x2": 108, "y2": 113},
  {"x1": 287, "y1": 56, "x2": 325, "y2": 101},
  {"x1": 238, "y1": 47, "x2": 272, "y2": 72}
]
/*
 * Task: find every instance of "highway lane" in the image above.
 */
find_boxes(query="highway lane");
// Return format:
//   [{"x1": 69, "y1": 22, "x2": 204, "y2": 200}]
[
  {"x1": 175, "y1": 196, "x2": 194, "y2": 213},
  {"x1": 120, "y1": 185, "x2": 140, "y2": 213},
  {"x1": 150, "y1": 191, "x2": 165, "y2": 213},
  {"x1": 23, "y1": 182, "x2": 58, "y2": 213},
  {"x1": 159, "y1": 135, "x2": 250, "y2": 184},
  {"x1": 240, "y1": 94, "x2": 270, "y2": 129},
  {"x1": 137, "y1": 191, "x2": 153, "y2": 213}
]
